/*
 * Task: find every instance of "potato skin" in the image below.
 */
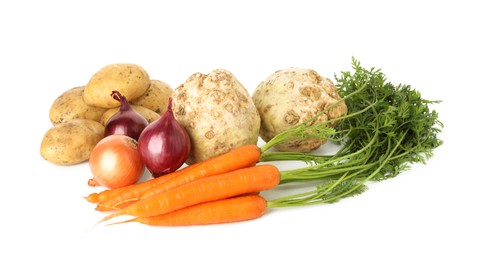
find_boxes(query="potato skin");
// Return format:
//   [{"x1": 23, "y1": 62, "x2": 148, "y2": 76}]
[
  {"x1": 172, "y1": 69, "x2": 260, "y2": 165},
  {"x1": 49, "y1": 86, "x2": 107, "y2": 125},
  {"x1": 100, "y1": 105, "x2": 160, "y2": 125},
  {"x1": 252, "y1": 67, "x2": 347, "y2": 152},
  {"x1": 84, "y1": 64, "x2": 151, "y2": 108},
  {"x1": 40, "y1": 119, "x2": 105, "y2": 165},
  {"x1": 131, "y1": 80, "x2": 173, "y2": 116}
]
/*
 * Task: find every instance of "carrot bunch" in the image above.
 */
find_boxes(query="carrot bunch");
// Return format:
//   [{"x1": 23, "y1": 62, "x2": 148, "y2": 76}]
[{"x1": 86, "y1": 145, "x2": 281, "y2": 226}]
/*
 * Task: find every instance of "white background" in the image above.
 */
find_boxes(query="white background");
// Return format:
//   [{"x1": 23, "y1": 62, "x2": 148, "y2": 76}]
[{"x1": 1, "y1": 0, "x2": 476, "y2": 259}]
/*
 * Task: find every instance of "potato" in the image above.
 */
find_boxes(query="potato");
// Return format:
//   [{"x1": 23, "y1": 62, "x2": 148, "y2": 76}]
[
  {"x1": 100, "y1": 105, "x2": 160, "y2": 125},
  {"x1": 252, "y1": 67, "x2": 348, "y2": 152},
  {"x1": 172, "y1": 69, "x2": 260, "y2": 165},
  {"x1": 131, "y1": 80, "x2": 173, "y2": 115},
  {"x1": 40, "y1": 119, "x2": 105, "y2": 165},
  {"x1": 49, "y1": 86, "x2": 107, "y2": 125},
  {"x1": 84, "y1": 63, "x2": 151, "y2": 108}
]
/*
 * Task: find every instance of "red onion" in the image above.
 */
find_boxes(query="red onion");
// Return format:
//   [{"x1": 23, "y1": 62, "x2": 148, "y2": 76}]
[
  {"x1": 138, "y1": 97, "x2": 191, "y2": 178},
  {"x1": 105, "y1": 90, "x2": 148, "y2": 140}
]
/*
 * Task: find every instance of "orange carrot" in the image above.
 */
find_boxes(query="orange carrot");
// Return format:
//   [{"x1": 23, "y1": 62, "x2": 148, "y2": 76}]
[
  {"x1": 95, "y1": 144, "x2": 261, "y2": 211},
  {"x1": 85, "y1": 187, "x2": 124, "y2": 204},
  {"x1": 85, "y1": 157, "x2": 208, "y2": 205},
  {"x1": 85, "y1": 170, "x2": 184, "y2": 204},
  {"x1": 108, "y1": 194, "x2": 268, "y2": 226},
  {"x1": 99, "y1": 164, "x2": 280, "y2": 223},
  {"x1": 92, "y1": 170, "x2": 186, "y2": 211}
]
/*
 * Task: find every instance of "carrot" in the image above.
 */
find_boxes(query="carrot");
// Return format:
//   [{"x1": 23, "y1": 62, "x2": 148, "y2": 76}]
[
  {"x1": 85, "y1": 169, "x2": 184, "y2": 204},
  {"x1": 94, "y1": 144, "x2": 261, "y2": 211},
  {"x1": 99, "y1": 164, "x2": 280, "y2": 223},
  {"x1": 138, "y1": 160, "x2": 258, "y2": 200},
  {"x1": 85, "y1": 187, "x2": 125, "y2": 204},
  {"x1": 86, "y1": 157, "x2": 208, "y2": 205},
  {"x1": 92, "y1": 170, "x2": 187, "y2": 211},
  {"x1": 108, "y1": 194, "x2": 267, "y2": 226}
]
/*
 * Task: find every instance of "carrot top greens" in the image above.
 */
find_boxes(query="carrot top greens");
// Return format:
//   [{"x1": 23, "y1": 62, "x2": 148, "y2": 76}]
[{"x1": 261, "y1": 57, "x2": 443, "y2": 207}]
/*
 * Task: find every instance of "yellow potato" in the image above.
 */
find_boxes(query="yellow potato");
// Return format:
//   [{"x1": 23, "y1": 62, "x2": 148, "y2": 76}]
[
  {"x1": 49, "y1": 86, "x2": 107, "y2": 125},
  {"x1": 100, "y1": 105, "x2": 160, "y2": 126},
  {"x1": 83, "y1": 63, "x2": 151, "y2": 108},
  {"x1": 131, "y1": 80, "x2": 173, "y2": 115},
  {"x1": 40, "y1": 119, "x2": 105, "y2": 165}
]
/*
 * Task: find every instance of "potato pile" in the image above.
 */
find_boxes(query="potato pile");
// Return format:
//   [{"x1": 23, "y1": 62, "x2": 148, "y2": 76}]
[{"x1": 40, "y1": 64, "x2": 173, "y2": 165}]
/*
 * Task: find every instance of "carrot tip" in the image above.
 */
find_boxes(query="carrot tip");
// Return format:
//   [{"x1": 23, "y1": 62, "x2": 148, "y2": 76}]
[
  {"x1": 105, "y1": 218, "x2": 136, "y2": 227},
  {"x1": 84, "y1": 193, "x2": 99, "y2": 203},
  {"x1": 99, "y1": 211, "x2": 123, "y2": 224}
]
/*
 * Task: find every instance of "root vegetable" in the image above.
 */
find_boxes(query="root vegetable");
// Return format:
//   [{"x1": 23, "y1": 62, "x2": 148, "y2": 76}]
[
  {"x1": 252, "y1": 67, "x2": 347, "y2": 152},
  {"x1": 49, "y1": 86, "x2": 107, "y2": 125},
  {"x1": 131, "y1": 80, "x2": 173, "y2": 115},
  {"x1": 84, "y1": 63, "x2": 150, "y2": 108},
  {"x1": 108, "y1": 194, "x2": 267, "y2": 226},
  {"x1": 99, "y1": 164, "x2": 280, "y2": 222},
  {"x1": 40, "y1": 119, "x2": 104, "y2": 165},
  {"x1": 172, "y1": 69, "x2": 260, "y2": 164}
]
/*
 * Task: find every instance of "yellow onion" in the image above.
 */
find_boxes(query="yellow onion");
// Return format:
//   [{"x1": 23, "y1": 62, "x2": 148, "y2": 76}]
[{"x1": 88, "y1": 135, "x2": 144, "y2": 189}]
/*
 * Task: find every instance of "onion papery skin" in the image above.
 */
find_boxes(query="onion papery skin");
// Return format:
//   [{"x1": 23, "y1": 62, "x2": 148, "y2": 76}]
[
  {"x1": 88, "y1": 135, "x2": 145, "y2": 189},
  {"x1": 138, "y1": 98, "x2": 191, "y2": 178}
]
